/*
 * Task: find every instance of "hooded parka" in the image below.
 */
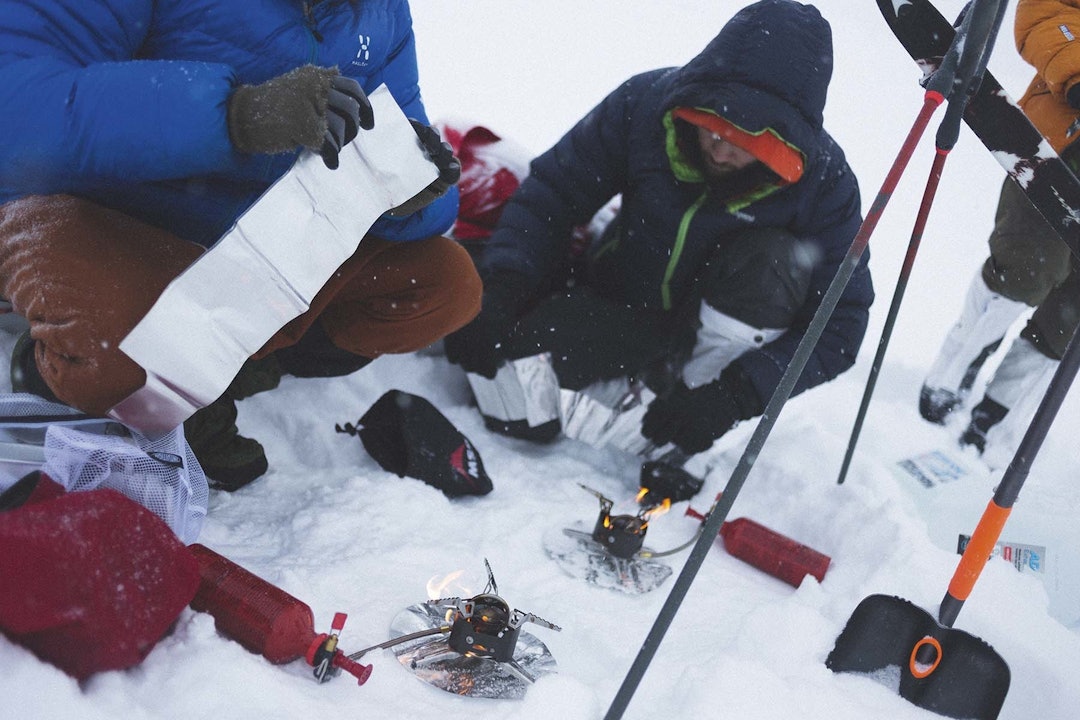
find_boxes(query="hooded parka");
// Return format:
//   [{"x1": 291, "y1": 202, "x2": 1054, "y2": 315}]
[{"x1": 477, "y1": 0, "x2": 873, "y2": 401}]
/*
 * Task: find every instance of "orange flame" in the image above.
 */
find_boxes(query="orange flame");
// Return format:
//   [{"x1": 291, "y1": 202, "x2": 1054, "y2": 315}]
[
  {"x1": 640, "y1": 497, "x2": 672, "y2": 530},
  {"x1": 426, "y1": 569, "x2": 470, "y2": 600},
  {"x1": 646, "y1": 498, "x2": 672, "y2": 518}
]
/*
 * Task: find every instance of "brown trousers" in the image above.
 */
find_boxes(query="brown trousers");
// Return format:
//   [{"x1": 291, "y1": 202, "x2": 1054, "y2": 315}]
[{"x1": 0, "y1": 195, "x2": 481, "y2": 415}]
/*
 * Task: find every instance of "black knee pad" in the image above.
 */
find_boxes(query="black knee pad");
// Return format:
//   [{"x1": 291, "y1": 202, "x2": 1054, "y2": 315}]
[
  {"x1": 699, "y1": 227, "x2": 815, "y2": 329},
  {"x1": 503, "y1": 288, "x2": 670, "y2": 391}
]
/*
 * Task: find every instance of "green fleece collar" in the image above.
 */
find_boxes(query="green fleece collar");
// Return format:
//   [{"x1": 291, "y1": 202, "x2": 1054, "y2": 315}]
[
  {"x1": 663, "y1": 110, "x2": 790, "y2": 211},
  {"x1": 664, "y1": 111, "x2": 706, "y2": 183}
]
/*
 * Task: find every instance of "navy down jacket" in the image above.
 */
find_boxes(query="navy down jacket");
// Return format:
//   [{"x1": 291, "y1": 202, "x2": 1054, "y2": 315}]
[
  {"x1": 0, "y1": 0, "x2": 456, "y2": 247},
  {"x1": 478, "y1": 0, "x2": 874, "y2": 400}
]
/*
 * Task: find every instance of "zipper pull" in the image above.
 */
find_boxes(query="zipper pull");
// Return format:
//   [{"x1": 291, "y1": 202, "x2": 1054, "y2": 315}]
[{"x1": 302, "y1": 2, "x2": 324, "y2": 43}]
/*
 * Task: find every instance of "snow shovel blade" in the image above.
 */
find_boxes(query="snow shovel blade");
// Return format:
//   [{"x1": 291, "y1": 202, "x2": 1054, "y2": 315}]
[{"x1": 826, "y1": 594, "x2": 1010, "y2": 720}]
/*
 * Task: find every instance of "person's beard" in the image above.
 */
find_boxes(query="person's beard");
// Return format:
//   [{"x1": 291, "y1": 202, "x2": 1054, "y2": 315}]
[
  {"x1": 701, "y1": 156, "x2": 744, "y2": 179},
  {"x1": 676, "y1": 123, "x2": 782, "y2": 201},
  {"x1": 703, "y1": 161, "x2": 781, "y2": 201}
]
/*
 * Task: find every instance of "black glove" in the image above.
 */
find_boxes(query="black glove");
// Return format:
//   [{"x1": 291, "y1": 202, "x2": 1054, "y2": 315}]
[
  {"x1": 443, "y1": 277, "x2": 523, "y2": 378},
  {"x1": 1068, "y1": 83, "x2": 1080, "y2": 111},
  {"x1": 387, "y1": 120, "x2": 462, "y2": 216},
  {"x1": 641, "y1": 364, "x2": 763, "y2": 455},
  {"x1": 320, "y1": 75, "x2": 375, "y2": 169},
  {"x1": 227, "y1": 65, "x2": 374, "y2": 170},
  {"x1": 638, "y1": 458, "x2": 704, "y2": 507}
]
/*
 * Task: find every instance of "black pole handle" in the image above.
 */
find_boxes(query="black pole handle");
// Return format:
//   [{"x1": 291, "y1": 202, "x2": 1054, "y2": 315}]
[{"x1": 930, "y1": 0, "x2": 1007, "y2": 151}]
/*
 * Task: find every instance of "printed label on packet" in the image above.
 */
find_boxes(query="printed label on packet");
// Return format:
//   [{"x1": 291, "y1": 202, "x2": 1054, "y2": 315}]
[
  {"x1": 957, "y1": 534, "x2": 1047, "y2": 574},
  {"x1": 897, "y1": 450, "x2": 970, "y2": 488}
]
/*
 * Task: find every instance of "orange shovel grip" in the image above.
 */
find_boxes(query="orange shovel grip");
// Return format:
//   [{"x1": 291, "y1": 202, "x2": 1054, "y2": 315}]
[{"x1": 947, "y1": 500, "x2": 1011, "y2": 601}]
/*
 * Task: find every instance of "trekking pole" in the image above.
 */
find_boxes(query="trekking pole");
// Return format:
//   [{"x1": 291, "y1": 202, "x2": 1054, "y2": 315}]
[
  {"x1": 836, "y1": 0, "x2": 1008, "y2": 485},
  {"x1": 836, "y1": 149, "x2": 948, "y2": 485},
  {"x1": 602, "y1": 91, "x2": 943, "y2": 720}
]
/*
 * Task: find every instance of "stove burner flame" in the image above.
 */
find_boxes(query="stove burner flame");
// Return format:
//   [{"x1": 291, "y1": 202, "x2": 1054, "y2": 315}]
[{"x1": 426, "y1": 569, "x2": 470, "y2": 600}]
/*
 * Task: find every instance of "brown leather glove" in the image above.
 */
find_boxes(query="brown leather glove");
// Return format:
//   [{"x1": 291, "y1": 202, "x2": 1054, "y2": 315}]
[{"x1": 227, "y1": 65, "x2": 374, "y2": 169}]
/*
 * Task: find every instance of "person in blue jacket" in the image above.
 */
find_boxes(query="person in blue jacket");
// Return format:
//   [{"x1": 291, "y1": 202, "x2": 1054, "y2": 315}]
[
  {"x1": 444, "y1": 0, "x2": 873, "y2": 498},
  {"x1": 0, "y1": 0, "x2": 481, "y2": 490}
]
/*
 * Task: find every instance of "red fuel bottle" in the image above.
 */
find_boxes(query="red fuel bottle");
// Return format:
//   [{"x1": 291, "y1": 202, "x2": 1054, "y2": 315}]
[
  {"x1": 685, "y1": 508, "x2": 831, "y2": 587},
  {"x1": 188, "y1": 544, "x2": 372, "y2": 684}
]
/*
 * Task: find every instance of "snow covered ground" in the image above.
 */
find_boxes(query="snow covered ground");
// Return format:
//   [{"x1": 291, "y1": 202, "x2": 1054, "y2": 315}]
[{"x1": 2, "y1": 1, "x2": 1079, "y2": 719}]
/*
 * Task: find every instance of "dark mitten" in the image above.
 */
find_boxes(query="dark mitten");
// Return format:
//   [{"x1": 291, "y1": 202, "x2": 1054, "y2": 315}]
[
  {"x1": 641, "y1": 363, "x2": 763, "y2": 455},
  {"x1": 227, "y1": 66, "x2": 374, "y2": 169},
  {"x1": 443, "y1": 276, "x2": 525, "y2": 378},
  {"x1": 387, "y1": 120, "x2": 462, "y2": 216},
  {"x1": 638, "y1": 459, "x2": 704, "y2": 507}
]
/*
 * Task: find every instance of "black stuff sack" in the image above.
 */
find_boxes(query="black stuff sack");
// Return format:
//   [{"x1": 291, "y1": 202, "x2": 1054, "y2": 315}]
[{"x1": 336, "y1": 390, "x2": 493, "y2": 498}]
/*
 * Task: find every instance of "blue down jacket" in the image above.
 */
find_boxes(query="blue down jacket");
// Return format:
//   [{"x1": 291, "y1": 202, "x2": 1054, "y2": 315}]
[
  {"x1": 0, "y1": 0, "x2": 456, "y2": 247},
  {"x1": 478, "y1": 0, "x2": 874, "y2": 400}
]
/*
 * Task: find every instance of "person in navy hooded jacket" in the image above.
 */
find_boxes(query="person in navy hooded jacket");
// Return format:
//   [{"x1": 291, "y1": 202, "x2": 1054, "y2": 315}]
[
  {"x1": 444, "y1": 0, "x2": 873, "y2": 497},
  {"x1": 0, "y1": 0, "x2": 481, "y2": 490}
]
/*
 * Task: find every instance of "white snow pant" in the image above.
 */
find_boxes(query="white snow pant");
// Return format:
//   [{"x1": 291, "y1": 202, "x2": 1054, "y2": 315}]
[
  {"x1": 923, "y1": 271, "x2": 1028, "y2": 395},
  {"x1": 682, "y1": 302, "x2": 784, "y2": 389},
  {"x1": 979, "y1": 336, "x2": 1058, "y2": 466}
]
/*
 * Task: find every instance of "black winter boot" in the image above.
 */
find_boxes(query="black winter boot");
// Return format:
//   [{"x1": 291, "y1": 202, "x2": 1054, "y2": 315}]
[
  {"x1": 224, "y1": 354, "x2": 283, "y2": 400},
  {"x1": 183, "y1": 356, "x2": 282, "y2": 491},
  {"x1": 9, "y1": 331, "x2": 61, "y2": 403},
  {"x1": 959, "y1": 396, "x2": 1009, "y2": 454},
  {"x1": 184, "y1": 395, "x2": 268, "y2": 492},
  {"x1": 918, "y1": 385, "x2": 962, "y2": 425}
]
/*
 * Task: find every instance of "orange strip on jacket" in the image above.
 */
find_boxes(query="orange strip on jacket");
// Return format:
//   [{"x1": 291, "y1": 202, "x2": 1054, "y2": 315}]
[{"x1": 671, "y1": 107, "x2": 805, "y2": 183}]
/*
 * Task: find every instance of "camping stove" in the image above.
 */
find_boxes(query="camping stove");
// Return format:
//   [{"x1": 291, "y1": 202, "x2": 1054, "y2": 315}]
[
  {"x1": 427, "y1": 561, "x2": 560, "y2": 663},
  {"x1": 592, "y1": 508, "x2": 648, "y2": 559},
  {"x1": 583, "y1": 485, "x2": 650, "y2": 559},
  {"x1": 445, "y1": 592, "x2": 523, "y2": 662}
]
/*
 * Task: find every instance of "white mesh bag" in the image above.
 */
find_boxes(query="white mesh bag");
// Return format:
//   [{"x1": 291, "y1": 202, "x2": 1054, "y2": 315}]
[{"x1": 0, "y1": 393, "x2": 208, "y2": 543}]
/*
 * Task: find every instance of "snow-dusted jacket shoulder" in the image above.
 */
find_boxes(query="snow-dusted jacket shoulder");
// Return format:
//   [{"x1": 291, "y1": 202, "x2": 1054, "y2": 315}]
[
  {"x1": 478, "y1": 0, "x2": 872, "y2": 399},
  {"x1": 0, "y1": 0, "x2": 456, "y2": 246},
  {"x1": 1015, "y1": 0, "x2": 1080, "y2": 151}
]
